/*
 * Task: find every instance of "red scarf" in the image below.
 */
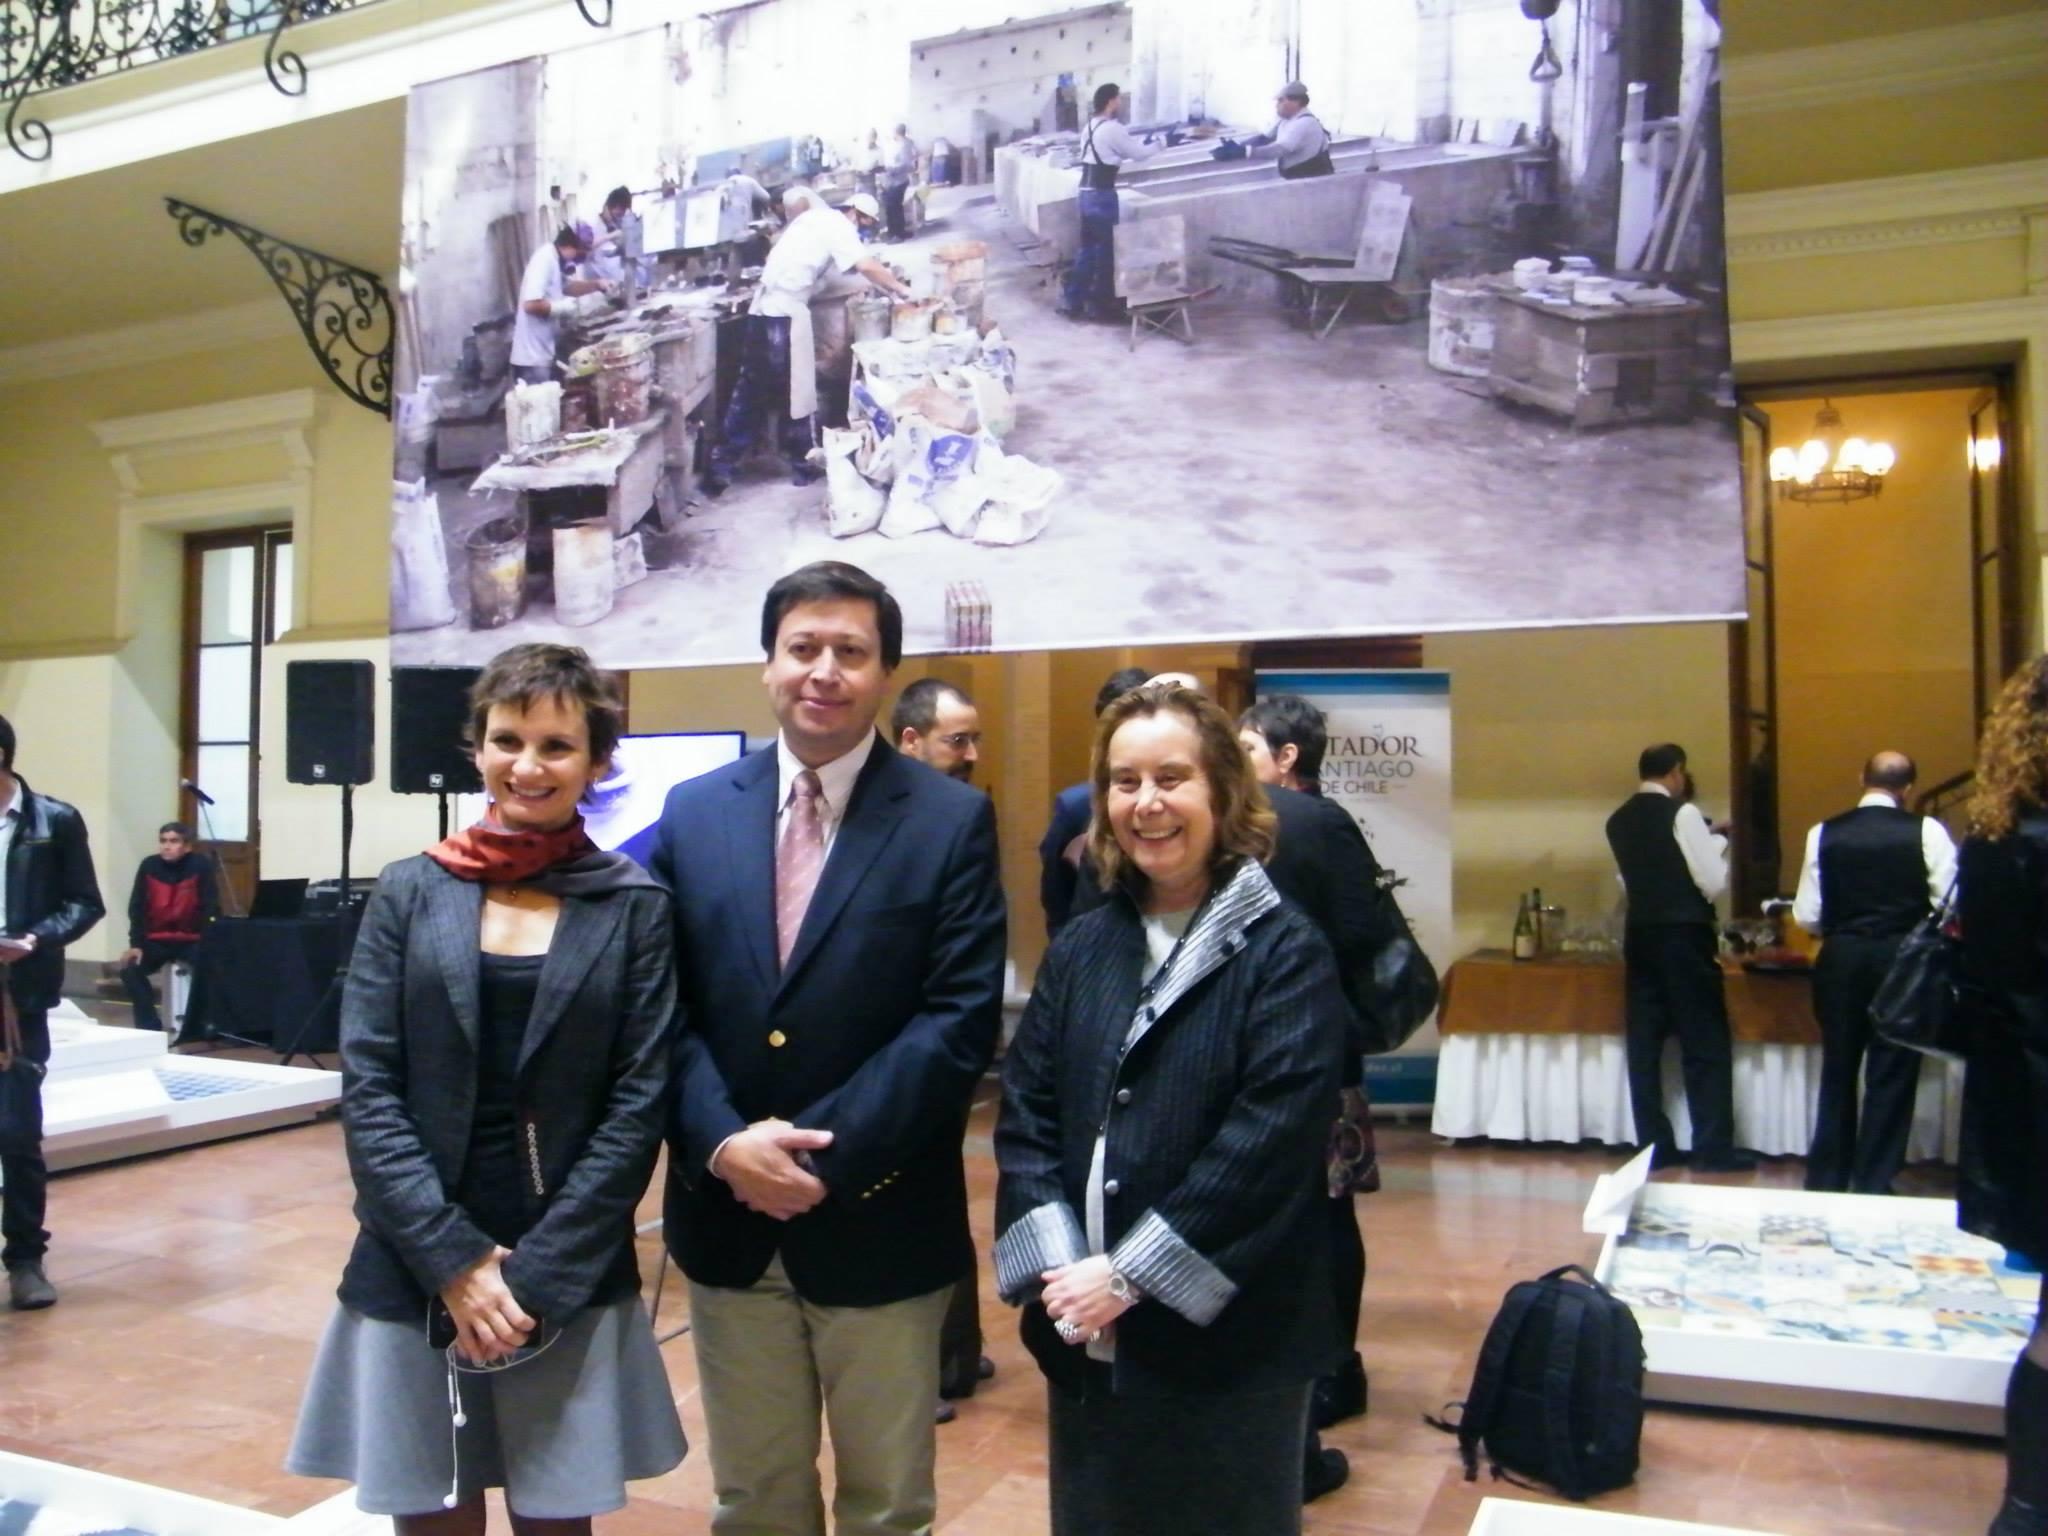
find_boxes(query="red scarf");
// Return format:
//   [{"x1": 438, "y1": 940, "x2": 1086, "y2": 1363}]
[{"x1": 425, "y1": 811, "x2": 596, "y2": 884}]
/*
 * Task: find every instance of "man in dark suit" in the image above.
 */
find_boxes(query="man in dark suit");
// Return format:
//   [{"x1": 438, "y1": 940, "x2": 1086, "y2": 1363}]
[
  {"x1": 1606, "y1": 743, "x2": 1755, "y2": 1173},
  {"x1": 652, "y1": 562, "x2": 1007, "y2": 1536},
  {"x1": 1792, "y1": 750, "x2": 1955, "y2": 1194},
  {"x1": 0, "y1": 712, "x2": 106, "y2": 1311},
  {"x1": 1038, "y1": 665, "x2": 1148, "y2": 940}
]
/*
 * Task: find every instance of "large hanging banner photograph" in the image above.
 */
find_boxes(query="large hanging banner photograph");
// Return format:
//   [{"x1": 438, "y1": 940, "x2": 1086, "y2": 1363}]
[
  {"x1": 1258, "y1": 669, "x2": 1452, "y2": 1107},
  {"x1": 388, "y1": 0, "x2": 1744, "y2": 670}
]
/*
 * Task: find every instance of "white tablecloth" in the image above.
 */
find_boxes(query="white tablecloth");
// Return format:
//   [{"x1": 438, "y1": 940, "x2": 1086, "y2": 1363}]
[{"x1": 1430, "y1": 1032, "x2": 1964, "y2": 1162}]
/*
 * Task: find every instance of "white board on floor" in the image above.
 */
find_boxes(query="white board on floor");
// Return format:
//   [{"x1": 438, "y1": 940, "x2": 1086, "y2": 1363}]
[{"x1": 1470, "y1": 1497, "x2": 1785, "y2": 1536}]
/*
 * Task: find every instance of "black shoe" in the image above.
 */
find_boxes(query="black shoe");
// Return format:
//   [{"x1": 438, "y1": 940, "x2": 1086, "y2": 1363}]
[
  {"x1": 1694, "y1": 1150, "x2": 1759, "y2": 1173},
  {"x1": 934, "y1": 1399, "x2": 957, "y2": 1425},
  {"x1": 1646, "y1": 1143, "x2": 1690, "y2": 1170},
  {"x1": 1303, "y1": 1447, "x2": 1349, "y2": 1503},
  {"x1": 789, "y1": 463, "x2": 825, "y2": 487},
  {"x1": 1991, "y1": 1498, "x2": 2048, "y2": 1536},
  {"x1": 8, "y1": 1262, "x2": 56, "y2": 1311},
  {"x1": 1312, "y1": 1354, "x2": 1369, "y2": 1427},
  {"x1": 977, "y1": 1354, "x2": 996, "y2": 1382},
  {"x1": 701, "y1": 470, "x2": 730, "y2": 498}
]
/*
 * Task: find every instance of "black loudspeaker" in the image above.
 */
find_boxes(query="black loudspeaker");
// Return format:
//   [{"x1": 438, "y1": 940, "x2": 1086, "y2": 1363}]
[
  {"x1": 285, "y1": 660, "x2": 376, "y2": 786},
  {"x1": 391, "y1": 666, "x2": 484, "y2": 794}
]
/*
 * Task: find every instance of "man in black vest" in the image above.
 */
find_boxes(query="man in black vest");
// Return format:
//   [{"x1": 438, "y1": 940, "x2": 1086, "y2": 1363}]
[
  {"x1": 1606, "y1": 743, "x2": 1754, "y2": 1172},
  {"x1": 1791, "y1": 751, "x2": 1955, "y2": 1194}
]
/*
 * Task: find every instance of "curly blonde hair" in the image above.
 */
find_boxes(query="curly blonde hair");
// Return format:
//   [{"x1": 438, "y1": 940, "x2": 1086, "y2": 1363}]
[
  {"x1": 1966, "y1": 655, "x2": 2048, "y2": 840},
  {"x1": 1088, "y1": 683, "x2": 1276, "y2": 897}
]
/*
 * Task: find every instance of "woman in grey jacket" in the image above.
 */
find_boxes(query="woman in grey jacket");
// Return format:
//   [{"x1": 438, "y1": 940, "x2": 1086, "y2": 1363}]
[
  {"x1": 993, "y1": 683, "x2": 1346, "y2": 1536},
  {"x1": 288, "y1": 645, "x2": 684, "y2": 1534}
]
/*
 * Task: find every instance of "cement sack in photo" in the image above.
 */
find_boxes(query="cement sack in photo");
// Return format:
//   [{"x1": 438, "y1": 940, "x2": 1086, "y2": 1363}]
[
  {"x1": 390, "y1": 478, "x2": 456, "y2": 630},
  {"x1": 946, "y1": 363, "x2": 1015, "y2": 441},
  {"x1": 507, "y1": 380, "x2": 563, "y2": 450},
  {"x1": 825, "y1": 426, "x2": 886, "y2": 538},
  {"x1": 972, "y1": 440, "x2": 1060, "y2": 546},
  {"x1": 881, "y1": 415, "x2": 976, "y2": 539}
]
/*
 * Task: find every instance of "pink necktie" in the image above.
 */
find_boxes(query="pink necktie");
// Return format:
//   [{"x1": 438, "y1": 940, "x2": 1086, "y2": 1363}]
[{"x1": 776, "y1": 770, "x2": 826, "y2": 969}]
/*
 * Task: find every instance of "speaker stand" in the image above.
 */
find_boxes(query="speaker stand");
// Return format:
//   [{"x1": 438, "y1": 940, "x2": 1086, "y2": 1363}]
[{"x1": 437, "y1": 789, "x2": 454, "y2": 841}]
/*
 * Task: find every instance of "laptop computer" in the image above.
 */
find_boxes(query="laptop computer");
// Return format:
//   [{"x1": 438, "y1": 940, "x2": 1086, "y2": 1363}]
[{"x1": 249, "y1": 877, "x2": 310, "y2": 919}]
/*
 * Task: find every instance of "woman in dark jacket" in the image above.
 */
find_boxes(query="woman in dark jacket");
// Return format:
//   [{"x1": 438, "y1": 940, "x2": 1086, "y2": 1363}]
[
  {"x1": 993, "y1": 683, "x2": 1345, "y2": 1536},
  {"x1": 1957, "y1": 655, "x2": 2048, "y2": 1536},
  {"x1": 288, "y1": 645, "x2": 685, "y2": 1534}
]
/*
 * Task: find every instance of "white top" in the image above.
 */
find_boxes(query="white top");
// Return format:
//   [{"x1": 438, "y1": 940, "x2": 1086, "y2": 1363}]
[
  {"x1": 1791, "y1": 791, "x2": 1958, "y2": 932},
  {"x1": 884, "y1": 134, "x2": 917, "y2": 185},
  {"x1": 1085, "y1": 904, "x2": 1195, "y2": 1362},
  {"x1": 1079, "y1": 113, "x2": 1157, "y2": 169},
  {"x1": 1251, "y1": 110, "x2": 1330, "y2": 171},
  {"x1": 774, "y1": 731, "x2": 876, "y2": 857},
  {"x1": 1630, "y1": 780, "x2": 1729, "y2": 904},
  {"x1": 753, "y1": 205, "x2": 869, "y2": 318},
  {"x1": 0, "y1": 779, "x2": 20, "y2": 932},
  {"x1": 933, "y1": 137, "x2": 952, "y2": 156},
  {"x1": 510, "y1": 241, "x2": 565, "y2": 367}
]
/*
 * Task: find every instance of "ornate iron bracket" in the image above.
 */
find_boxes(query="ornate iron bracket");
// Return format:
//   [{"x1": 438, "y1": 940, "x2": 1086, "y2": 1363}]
[
  {"x1": 4, "y1": 0, "x2": 367, "y2": 162},
  {"x1": 574, "y1": 0, "x2": 613, "y2": 27},
  {"x1": 165, "y1": 197, "x2": 393, "y2": 418}
]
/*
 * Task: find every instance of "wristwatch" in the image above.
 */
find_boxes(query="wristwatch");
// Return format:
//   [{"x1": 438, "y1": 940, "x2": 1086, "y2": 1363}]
[{"x1": 1107, "y1": 1269, "x2": 1141, "y2": 1304}]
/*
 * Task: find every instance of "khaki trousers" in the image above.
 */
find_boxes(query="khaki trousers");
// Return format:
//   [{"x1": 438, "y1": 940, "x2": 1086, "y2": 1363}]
[{"x1": 690, "y1": 1254, "x2": 949, "y2": 1536}]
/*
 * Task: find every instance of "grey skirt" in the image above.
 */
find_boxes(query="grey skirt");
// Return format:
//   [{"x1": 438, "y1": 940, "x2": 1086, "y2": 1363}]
[{"x1": 287, "y1": 1295, "x2": 687, "y2": 1519}]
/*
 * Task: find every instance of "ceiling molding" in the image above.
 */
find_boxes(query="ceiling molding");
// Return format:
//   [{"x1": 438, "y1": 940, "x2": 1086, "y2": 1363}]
[
  {"x1": 92, "y1": 389, "x2": 316, "y2": 494},
  {"x1": 1726, "y1": 158, "x2": 2048, "y2": 265},
  {"x1": 0, "y1": 298, "x2": 297, "y2": 388},
  {"x1": 1722, "y1": 12, "x2": 2048, "y2": 120}
]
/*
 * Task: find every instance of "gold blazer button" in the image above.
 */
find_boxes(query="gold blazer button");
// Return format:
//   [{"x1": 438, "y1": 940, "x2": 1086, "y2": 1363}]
[{"x1": 768, "y1": 1030, "x2": 787, "y2": 1048}]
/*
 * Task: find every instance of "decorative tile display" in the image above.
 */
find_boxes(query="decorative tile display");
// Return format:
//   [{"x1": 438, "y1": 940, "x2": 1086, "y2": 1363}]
[{"x1": 1608, "y1": 1193, "x2": 2040, "y2": 1357}]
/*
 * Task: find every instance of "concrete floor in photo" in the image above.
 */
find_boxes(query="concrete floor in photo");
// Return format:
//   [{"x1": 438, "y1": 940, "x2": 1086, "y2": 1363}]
[
  {"x1": 0, "y1": 1009, "x2": 2008, "y2": 1535},
  {"x1": 398, "y1": 186, "x2": 1746, "y2": 671}
]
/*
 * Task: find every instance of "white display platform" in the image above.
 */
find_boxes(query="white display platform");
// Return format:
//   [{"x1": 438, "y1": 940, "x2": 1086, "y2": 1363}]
[
  {"x1": 1434, "y1": 1033, "x2": 1963, "y2": 1162},
  {"x1": 32, "y1": 1018, "x2": 340, "y2": 1172},
  {"x1": 1585, "y1": 1152, "x2": 2031, "y2": 1436},
  {"x1": 1470, "y1": 1497, "x2": 1783, "y2": 1536},
  {"x1": 0, "y1": 1454, "x2": 391, "y2": 1535}
]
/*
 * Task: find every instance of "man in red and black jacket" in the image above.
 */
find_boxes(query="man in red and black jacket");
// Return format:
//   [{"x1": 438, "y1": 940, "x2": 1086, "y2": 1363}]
[{"x1": 118, "y1": 822, "x2": 217, "y2": 1032}]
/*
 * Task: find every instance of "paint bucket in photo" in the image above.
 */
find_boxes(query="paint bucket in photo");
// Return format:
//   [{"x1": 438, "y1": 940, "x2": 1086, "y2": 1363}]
[
  {"x1": 850, "y1": 293, "x2": 893, "y2": 342},
  {"x1": 1427, "y1": 278, "x2": 1496, "y2": 378},
  {"x1": 552, "y1": 517, "x2": 616, "y2": 627},
  {"x1": 465, "y1": 514, "x2": 528, "y2": 630}
]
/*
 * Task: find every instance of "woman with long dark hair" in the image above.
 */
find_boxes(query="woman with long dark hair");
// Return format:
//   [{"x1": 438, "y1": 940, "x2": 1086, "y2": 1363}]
[
  {"x1": 994, "y1": 683, "x2": 1345, "y2": 1535},
  {"x1": 1957, "y1": 655, "x2": 2048, "y2": 1536},
  {"x1": 288, "y1": 644, "x2": 684, "y2": 1534}
]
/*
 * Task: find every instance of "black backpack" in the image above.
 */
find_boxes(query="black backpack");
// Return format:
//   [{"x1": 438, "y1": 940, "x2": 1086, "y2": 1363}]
[{"x1": 1427, "y1": 1264, "x2": 1646, "y2": 1501}]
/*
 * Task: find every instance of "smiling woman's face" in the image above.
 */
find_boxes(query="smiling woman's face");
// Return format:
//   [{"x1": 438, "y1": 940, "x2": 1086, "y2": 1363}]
[
  {"x1": 1105, "y1": 708, "x2": 1217, "y2": 914},
  {"x1": 477, "y1": 694, "x2": 602, "y2": 832}
]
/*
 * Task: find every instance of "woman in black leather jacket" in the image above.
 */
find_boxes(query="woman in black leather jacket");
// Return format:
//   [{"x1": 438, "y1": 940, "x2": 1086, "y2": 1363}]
[{"x1": 1957, "y1": 655, "x2": 2048, "y2": 1536}]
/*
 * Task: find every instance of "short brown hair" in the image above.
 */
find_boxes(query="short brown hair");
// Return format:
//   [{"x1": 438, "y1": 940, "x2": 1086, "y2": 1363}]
[
  {"x1": 1089, "y1": 683, "x2": 1275, "y2": 897},
  {"x1": 760, "y1": 561, "x2": 903, "y2": 669},
  {"x1": 466, "y1": 644, "x2": 623, "y2": 767}
]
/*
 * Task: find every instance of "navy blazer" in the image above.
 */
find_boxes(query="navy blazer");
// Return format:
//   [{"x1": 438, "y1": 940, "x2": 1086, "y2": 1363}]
[{"x1": 653, "y1": 736, "x2": 1008, "y2": 1306}]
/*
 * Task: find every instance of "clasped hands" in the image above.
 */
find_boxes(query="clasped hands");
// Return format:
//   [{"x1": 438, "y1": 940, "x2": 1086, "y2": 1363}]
[
  {"x1": 712, "y1": 1118, "x2": 836, "y2": 1220},
  {"x1": 440, "y1": 1246, "x2": 532, "y2": 1366},
  {"x1": 1041, "y1": 1254, "x2": 1136, "y2": 1344}
]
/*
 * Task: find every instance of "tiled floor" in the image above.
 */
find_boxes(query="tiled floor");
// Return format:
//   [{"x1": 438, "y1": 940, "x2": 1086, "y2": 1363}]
[{"x1": 0, "y1": 1073, "x2": 2008, "y2": 1535}]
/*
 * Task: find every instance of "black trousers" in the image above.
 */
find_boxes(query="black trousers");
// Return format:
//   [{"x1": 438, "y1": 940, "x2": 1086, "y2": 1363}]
[
  {"x1": 1, "y1": 1005, "x2": 51, "y2": 1269},
  {"x1": 937, "y1": 1255, "x2": 984, "y2": 1396},
  {"x1": 1623, "y1": 924, "x2": 1737, "y2": 1160},
  {"x1": 1805, "y1": 933, "x2": 1921, "y2": 1194},
  {"x1": 882, "y1": 180, "x2": 909, "y2": 240},
  {"x1": 1328, "y1": 1193, "x2": 1364, "y2": 1365},
  {"x1": 710, "y1": 315, "x2": 816, "y2": 478},
  {"x1": 119, "y1": 937, "x2": 198, "y2": 1032}
]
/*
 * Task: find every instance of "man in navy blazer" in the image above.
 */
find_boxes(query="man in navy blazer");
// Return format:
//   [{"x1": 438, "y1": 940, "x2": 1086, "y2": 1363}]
[{"x1": 652, "y1": 561, "x2": 1007, "y2": 1536}]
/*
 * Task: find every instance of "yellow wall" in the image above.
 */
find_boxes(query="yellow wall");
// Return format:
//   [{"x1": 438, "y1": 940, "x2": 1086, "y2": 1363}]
[{"x1": 1762, "y1": 389, "x2": 1985, "y2": 871}]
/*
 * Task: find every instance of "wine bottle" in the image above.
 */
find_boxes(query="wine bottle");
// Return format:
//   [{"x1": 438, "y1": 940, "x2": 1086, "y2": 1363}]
[{"x1": 1513, "y1": 892, "x2": 1537, "y2": 960}]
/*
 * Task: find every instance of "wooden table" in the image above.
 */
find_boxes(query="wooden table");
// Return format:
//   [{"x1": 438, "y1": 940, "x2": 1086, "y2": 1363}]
[
  {"x1": 1439, "y1": 950, "x2": 1819, "y2": 1048},
  {"x1": 1488, "y1": 290, "x2": 1701, "y2": 427}
]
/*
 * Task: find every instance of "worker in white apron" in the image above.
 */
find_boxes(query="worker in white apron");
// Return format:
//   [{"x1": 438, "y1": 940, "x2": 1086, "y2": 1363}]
[
  {"x1": 706, "y1": 193, "x2": 911, "y2": 494},
  {"x1": 1058, "y1": 82, "x2": 1163, "y2": 321}
]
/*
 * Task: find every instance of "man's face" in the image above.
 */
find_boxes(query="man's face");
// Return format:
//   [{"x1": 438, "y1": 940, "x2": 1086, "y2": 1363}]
[
  {"x1": 903, "y1": 693, "x2": 982, "y2": 782},
  {"x1": 1237, "y1": 729, "x2": 1286, "y2": 788},
  {"x1": 1276, "y1": 94, "x2": 1304, "y2": 119},
  {"x1": 764, "y1": 598, "x2": 892, "y2": 766},
  {"x1": 158, "y1": 830, "x2": 190, "y2": 863}
]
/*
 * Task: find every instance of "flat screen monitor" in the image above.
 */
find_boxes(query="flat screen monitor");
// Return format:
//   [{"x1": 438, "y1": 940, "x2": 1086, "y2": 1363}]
[{"x1": 455, "y1": 731, "x2": 746, "y2": 867}]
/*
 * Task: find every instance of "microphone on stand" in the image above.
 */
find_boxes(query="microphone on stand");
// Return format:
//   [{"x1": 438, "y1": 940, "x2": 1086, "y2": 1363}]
[{"x1": 180, "y1": 778, "x2": 217, "y2": 807}]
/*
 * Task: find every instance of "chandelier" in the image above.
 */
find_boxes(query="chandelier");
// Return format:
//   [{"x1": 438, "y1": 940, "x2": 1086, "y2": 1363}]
[{"x1": 1768, "y1": 400, "x2": 1895, "y2": 503}]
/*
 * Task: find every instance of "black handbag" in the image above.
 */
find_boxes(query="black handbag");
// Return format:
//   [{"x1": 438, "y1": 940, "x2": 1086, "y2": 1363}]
[
  {"x1": 1346, "y1": 871, "x2": 1441, "y2": 1056},
  {"x1": 0, "y1": 964, "x2": 47, "y2": 1159},
  {"x1": 1870, "y1": 884, "x2": 1974, "y2": 1062}
]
